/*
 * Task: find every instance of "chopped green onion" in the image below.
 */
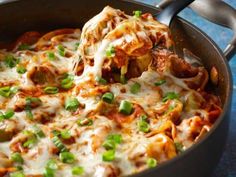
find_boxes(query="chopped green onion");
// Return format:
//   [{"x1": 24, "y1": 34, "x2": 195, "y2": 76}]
[
  {"x1": 10, "y1": 171, "x2": 25, "y2": 177},
  {"x1": 102, "y1": 150, "x2": 115, "y2": 162},
  {"x1": 102, "y1": 139, "x2": 116, "y2": 150},
  {"x1": 59, "y1": 152, "x2": 76, "y2": 164},
  {"x1": 44, "y1": 86, "x2": 59, "y2": 94},
  {"x1": 61, "y1": 75, "x2": 74, "y2": 89},
  {"x1": 18, "y1": 43, "x2": 30, "y2": 50},
  {"x1": 146, "y1": 158, "x2": 157, "y2": 168},
  {"x1": 32, "y1": 125, "x2": 45, "y2": 138},
  {"x1": 46, "y1": 159, "x2": 58, "y2": 170},
  {"x1": 175, "y1": 142, "x2": 184, "y2": 153},
  {"x1": 4, "y1": 54, "x2": 19, "y2": 68},
  {"x1": 119, "y1": 100, "x2": 133, "y2": 115},
  {"x1": 0, "y1": 86, "x2": 17, "y2": 98},
  {"x1": 130, "y1": 82, "x2": 141, "y2": 94},
  {"x1": 162, "y1": 92, "x2": 179, "y2": 102},
  {"x1": 0, "y1": 109, "x2": 14, "y2": 120},
  {"x1": 102, "y1": 92, "x2": 114, "y2": 104},
  {"x1": 154, "y1": 79, "x2": 166, "y2": 86},
  {"x1": 47, "y1": 52, "x2": 56, "y2": 61},
  {"x1": 11, "y1": 152, "x2": 24, "y2": 164},
  {"x1": 43, "y1": 167, "x2": 54, "y2": 177},
  {"x1": 52, "y1": 136, "x2": 68, "y2": 152},
  {"x1": 133, "y1": 10, "x2": 142, "y2": 18},
  {"x1": 106, "y1": 46, "x2": 115, "y2": 58},
  {"x1": 106, "y1": 134, "x2": 122, "y2": 144},
  {"x1": 72, "y1": 166, "x2": 84, "y2": 175},
  {"x1": 25, "y1": 97, "x2": 42, "y2": 119},
  {"x1": 138, "y1": 116, "x2": 150, "y2": 133},
  {"x1": 65, "y1": 97, "x2": 80, "y2": 111},
  {"x1": 120, "y1": 75, "x2": 127, "y2": 84},
  {"x1": 4, "y1": 109, "x2": 14, "y2": 119},
  {"x1": 61, "y1": 130, "x2": 71, "y2": 139},
  {"x1": 23, "y1": 136, "x2": 37, "y2": 148},
  {"x1": 77, "y1": 118, "x2": 93, "y2": 126},
  {"x1": 25, "y1": 97, "x2": 42, "y2": 107},
  {"x1": 16, "y1": 66, "x2": 27, "y2": 74},
  {"x1": 57, "y1": 44, "x2": 65, "y2": 57},
  {"x1": 95, "y1": 76, "x2": 107, "y2": 85}
]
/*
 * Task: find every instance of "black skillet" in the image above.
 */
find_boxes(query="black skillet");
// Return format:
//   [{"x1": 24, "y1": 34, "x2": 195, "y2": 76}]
[{"x1": 0, "y1": 0, "x2": 235, "y2": 177}]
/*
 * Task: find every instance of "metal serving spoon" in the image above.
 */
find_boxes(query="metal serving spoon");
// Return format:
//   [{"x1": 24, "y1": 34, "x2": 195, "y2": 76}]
[{"x1": 156, "y1": 0, "x2": 195, "y2": 26}]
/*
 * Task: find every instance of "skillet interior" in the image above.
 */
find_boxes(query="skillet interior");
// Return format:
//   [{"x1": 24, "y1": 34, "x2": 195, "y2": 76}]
[{"x1": 0, "y1": 0, "x2": 232, "y2": 177}]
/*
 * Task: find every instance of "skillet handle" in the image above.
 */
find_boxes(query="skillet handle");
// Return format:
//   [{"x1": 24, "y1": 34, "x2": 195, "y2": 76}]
[{"x1": 156, "y1": 0, "x2": 236, "y2": 61}]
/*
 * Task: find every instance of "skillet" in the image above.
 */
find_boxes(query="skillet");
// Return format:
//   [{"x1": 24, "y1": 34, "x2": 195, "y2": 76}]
[{"x1": 0, "y1": 0, "x2": 235, "y2": 177}]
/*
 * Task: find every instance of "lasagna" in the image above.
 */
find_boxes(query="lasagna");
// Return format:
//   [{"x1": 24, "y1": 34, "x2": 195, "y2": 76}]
[{"x1": 0, "y1": 6, "x2": 221, "y2": 177}]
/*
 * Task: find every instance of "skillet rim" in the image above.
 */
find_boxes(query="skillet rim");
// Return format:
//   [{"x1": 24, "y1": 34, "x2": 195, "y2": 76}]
[{"x1": 0, "y1": 0, "x2": 233, "y2": 176}]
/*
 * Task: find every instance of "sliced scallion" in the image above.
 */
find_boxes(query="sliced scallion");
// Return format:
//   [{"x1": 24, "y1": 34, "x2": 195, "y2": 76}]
[
  {"x1": 44, "y1": 86, "x2": 59, "y2": 94},
  {"x1": 130, "y1": 82, "x2": 141, "y2": 94},
  {"x1": 59, "y1": 152, "x2": 75, "y2": 164},
  {"x1": 102, "y1": 92, "x2": 114, "y2": 104},
  {"x1": 146, "y1": 158, "x2": 157, "y2": 168},
  {"x1": 65, "y1": 97, "x2": 80, "y2": 111},
  {"x1": 72, "y1": 166, "x2": 84, "y2": 175},
  {"x1": 162, "y1": 92, "x2": 179, "y2": 102},
  {"x1": 119, "y1": 100, "x2": 133, "y2": 115},
  {"x1": 102, "y1": 150, "x2": 115, "y2": 162}
]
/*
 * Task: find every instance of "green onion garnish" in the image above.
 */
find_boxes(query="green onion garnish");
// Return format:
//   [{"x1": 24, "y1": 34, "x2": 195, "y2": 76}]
[
  {"x1": 23, "y1": 136, "x2": 37, "y2": 148},
  {"x1": 46, "y1": 159, "x2": 58, "y2": 170},
  {"x1": 106, "y1": 45, "x2": 115, "y2": 58},
  {"x1": 65, "y1": 97, "x2": 80, "y2": 111},
  {"x1": 59, "y1": 152, "x2": 76, "y2": 164},
  {"x1": 25, "y1": 97, "x2": 42, "y2": 119},
  {"x1": 102, "y1": 92, "x2": 114, "y2": 104},
  {"x1": 162, "y1": 92, "x2": 179, "y2": 102},
  {"x1": 60, "y1": 130, "x2": 71, "y2": 139},
  {"x1": 0, "y1": 86, "x2": 17, "y2": 98},
  {"x1": 61, "y1": 74, "x2": 74, "y2": 89},
  {"x1": 52, "y1": 136, "x2": 68, "y2": 152},
  {"x1": 154, "y1": 79, "x2": 166, "y2": 86},
  {"x1": 9, "y1": 171, "x2": 25, "y2": 177},
  {"x1": 47, "y1": 52, "x2": 56, "y2": 61},
  {"x1": 72, "y1": 166, "x2": 84, "y2": 175},
  {"x1": 18, "y1": 44, "x2": 30, "y2": 50},
  {"x1": 32, "y1": 125, "x2": 45, "y2": 138},
  {"x1": 133, "y1": 10, "x2": 142, "y2": 18},
  {"x1": 130, "y1": 82, "x2": 141, "y2": 94},
  {"x1": 57, "y1": 44, "x2": 65, "y2": 57},
  {"x1": 4, "y1": 54, "x2": 19, "y2": 68},
  {"x1": 0, "y1": 109, "x2": 14, "y2": 121},
  {"x1": 146, "y1": 158, "x2": 157, "y2": 168},
  {"x1": 95, "y1": 76, "x2": 107, "y2": 85},
  {"x1": 138, "y1": 119, "x2": 150, "y2": 133},
  {"x1": 102, "y1": 139, "x2": 116, "y2": 150},
  {"x1": 16, "y1": 66, "x2": 27, "y2": 74},
  {"x1": 119, "y1": 100, "x2": 133, "y2": 115},
  {"x1": 44, "y1": 86, "x2": 59, "y2": 94},
  {"x1": 106, "y1": 134, "x2": 122, "y2": 144},
  {"x1": 11, "y1": 152, "x2": 24, "y2": 164},
  {"x1": 43, "y1": 167, "x2": 54, "y2": 177},
  {"x1": 102, "y1": 150, "x2": 115, "y2": 162},
  {"x1": 77, "y1": 118, "x2": 93, "y2": 126}
]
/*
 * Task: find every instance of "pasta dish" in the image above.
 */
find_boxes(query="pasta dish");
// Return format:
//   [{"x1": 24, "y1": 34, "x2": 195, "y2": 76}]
[{"x1": 0, "y1": 6, "x2": 221, "y2": 177}]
